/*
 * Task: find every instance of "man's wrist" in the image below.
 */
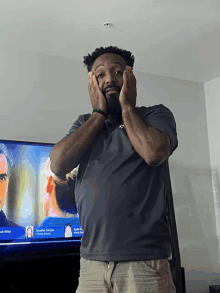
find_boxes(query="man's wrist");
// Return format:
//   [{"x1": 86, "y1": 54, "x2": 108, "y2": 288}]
[
  {"x1": 93, "y1": 109, "x2": 108, "y2": 119},
  {"x1": 122, "y1": 104, "x2": 135, "y2": 114},
  {"x1": 92, "y1": 111, "x2": 106, "y2": 120}
]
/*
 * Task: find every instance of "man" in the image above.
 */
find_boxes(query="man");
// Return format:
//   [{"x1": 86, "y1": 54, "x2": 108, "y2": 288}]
[
  {"x1": 39, "y1": 158, "x2": 80, "y2": 228},
  {"x1": 50, "y1": 46, "x2": 178, "y2": 292},
  {"x1": 0, "y1": 143, "x2": 21, "y2": 227}
]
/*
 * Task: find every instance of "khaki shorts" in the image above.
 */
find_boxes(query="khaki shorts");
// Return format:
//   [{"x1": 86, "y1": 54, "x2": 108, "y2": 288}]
[{"x1": 76, "y1": 257, "x2": 176, "y2": 293}]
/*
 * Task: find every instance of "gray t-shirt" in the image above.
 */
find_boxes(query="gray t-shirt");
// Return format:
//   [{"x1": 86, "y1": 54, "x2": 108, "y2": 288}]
[{"x1": 64, "y1": 104, "x2": 178, "y2": 262}]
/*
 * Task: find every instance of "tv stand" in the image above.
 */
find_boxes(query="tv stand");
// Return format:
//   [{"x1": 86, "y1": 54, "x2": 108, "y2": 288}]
[{"x1": 0, "y1": 252, "x2": 80, "y2": 293}]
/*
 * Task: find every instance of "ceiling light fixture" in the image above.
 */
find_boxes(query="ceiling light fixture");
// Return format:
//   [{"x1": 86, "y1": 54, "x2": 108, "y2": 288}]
[{"x1": 103, "y1": 22, "x2": 112, "y2": 29}]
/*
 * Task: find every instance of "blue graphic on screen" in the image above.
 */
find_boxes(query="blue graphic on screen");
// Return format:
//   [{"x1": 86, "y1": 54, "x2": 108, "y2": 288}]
[{"x1": 0, "y1": 140, "x2": 83, "y2": 242}]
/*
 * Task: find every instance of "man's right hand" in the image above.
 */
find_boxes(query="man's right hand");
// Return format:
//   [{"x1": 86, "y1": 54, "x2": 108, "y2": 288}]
[{"x1": 88, "y1": 72, "x2": 107, "y2": 112}]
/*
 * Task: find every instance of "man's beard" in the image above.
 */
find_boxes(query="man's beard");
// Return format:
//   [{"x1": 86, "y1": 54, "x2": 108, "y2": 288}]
[{"x1": 105, "y1": 92, "x2": 122, "y2": 119}]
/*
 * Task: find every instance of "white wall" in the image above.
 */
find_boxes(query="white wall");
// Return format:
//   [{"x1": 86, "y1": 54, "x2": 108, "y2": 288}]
[
  {"x1": 204, "y1": 77, "x2": 220, "y2": 289},
  {"x1": 1, "y1": 44, "x2": 219, "y2": 292},
  {"x1": 0, "y1": 44, "x2": 91, "y2": 143}
]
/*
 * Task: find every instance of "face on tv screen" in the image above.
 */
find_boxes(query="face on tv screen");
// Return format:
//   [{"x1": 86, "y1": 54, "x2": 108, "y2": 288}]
[{"x1": 0, "y1": 140, "x2": 83, "y2": 246}]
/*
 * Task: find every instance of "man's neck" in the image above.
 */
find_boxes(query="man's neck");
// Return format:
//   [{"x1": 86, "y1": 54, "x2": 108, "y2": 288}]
[{"x1": 107, "y1": 111, "x2": 122, "y2": 124}]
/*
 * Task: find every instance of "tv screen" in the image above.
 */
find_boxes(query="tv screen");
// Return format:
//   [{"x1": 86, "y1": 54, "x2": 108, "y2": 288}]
[{"x1": 0, "y1": 139, "x2": 83, "y2": 259}]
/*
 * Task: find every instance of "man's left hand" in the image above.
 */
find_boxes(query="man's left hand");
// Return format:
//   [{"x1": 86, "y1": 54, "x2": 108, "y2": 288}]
[{"x1": 119, "y1": 66, "x2": 137, "y2": 110}]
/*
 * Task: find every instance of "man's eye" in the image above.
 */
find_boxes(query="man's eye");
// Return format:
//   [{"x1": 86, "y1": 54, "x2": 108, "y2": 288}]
[
  {"x1": 0, "y1": 174, "x2": 7, "y2": 181},
  {"x1": 98, "y1": 71, "x2": 122, "y2": 78}
]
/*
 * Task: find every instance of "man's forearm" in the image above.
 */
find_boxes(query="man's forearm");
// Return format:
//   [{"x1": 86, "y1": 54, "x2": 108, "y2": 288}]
[
  {"x1": 122, "y1": 106, "x2": 164, "y2": 166},
  {"x1": 50, "y1": 112, "x2": 105, "y2": 176}
]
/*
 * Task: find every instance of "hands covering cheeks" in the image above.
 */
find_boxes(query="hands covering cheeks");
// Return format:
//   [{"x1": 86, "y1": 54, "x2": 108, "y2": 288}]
[{"x1": 119, "y1": 66, "x2": 137, "y2": 110}]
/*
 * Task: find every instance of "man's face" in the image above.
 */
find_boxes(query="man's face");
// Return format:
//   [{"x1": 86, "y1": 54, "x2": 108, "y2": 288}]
[
  {"x1": 91, "y1": 53, "x2": 127, "y2": 116},
  {"x1": 0, "y1": 154, "x2": 8, "y2": 212}
]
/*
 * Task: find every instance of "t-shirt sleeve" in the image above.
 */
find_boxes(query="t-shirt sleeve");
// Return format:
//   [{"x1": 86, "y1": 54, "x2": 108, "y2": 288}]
[
  {"x1": 142, "y1": 104, "x2": 178, "y2": 156},
  {"x1": 64, "y1": 114, "x2": 91, "y2": 138}
]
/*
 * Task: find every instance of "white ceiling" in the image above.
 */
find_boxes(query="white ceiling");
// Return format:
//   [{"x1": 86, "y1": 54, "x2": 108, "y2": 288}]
[{"x1": 1, "y1": 0, "x2": 220, "y2": 83}]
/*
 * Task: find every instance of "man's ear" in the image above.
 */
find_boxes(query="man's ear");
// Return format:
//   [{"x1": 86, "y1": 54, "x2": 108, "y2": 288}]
[{"x1": 46, "y1": 176, "x2": 55, "y2": 194}]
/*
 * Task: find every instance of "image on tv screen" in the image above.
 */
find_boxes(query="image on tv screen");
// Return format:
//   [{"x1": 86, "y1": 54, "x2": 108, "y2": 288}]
[{"x1": 0, "y1": 140, "x2": 83, "y2": 244}]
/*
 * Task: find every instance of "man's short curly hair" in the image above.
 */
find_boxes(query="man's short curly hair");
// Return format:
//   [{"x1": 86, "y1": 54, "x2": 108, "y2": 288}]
[
  {"x1": 0, "y1": 143, "x2": 14, "y2": 179},
  {"x1": 83, "y1": 46, "x2": 135, "y2": 73}
]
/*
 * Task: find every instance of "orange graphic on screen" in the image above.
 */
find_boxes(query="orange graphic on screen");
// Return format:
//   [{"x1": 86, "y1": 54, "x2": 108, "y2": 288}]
[
  {"x1": 41, "y1": 158, "x2": 79, "y2": 219},
  {"x1": 43, "y1": 159, "x2": 64, "y2": 218},
  {"x1": 0, "y1": 154, "x2": 8, "y2": 213}
]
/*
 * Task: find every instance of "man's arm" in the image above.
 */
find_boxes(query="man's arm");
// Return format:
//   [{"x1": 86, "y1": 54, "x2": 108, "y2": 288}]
[
  {"x1": 50, "y1": 112, "x2": 105, "y2": 176},
  {"x1": 122, "y1": 106, "x2": 170, "y2": 167}
]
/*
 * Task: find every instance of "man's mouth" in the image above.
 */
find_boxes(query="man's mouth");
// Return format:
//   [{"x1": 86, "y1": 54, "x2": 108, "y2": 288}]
[{"x1": 106, "y1": 88, "x2": 118, "y2": 92}]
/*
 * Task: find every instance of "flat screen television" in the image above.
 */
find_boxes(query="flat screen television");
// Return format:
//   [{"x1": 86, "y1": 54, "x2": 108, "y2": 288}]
[{"x1": 0, "y1": 139, "x2": 83, "y2": 260}]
